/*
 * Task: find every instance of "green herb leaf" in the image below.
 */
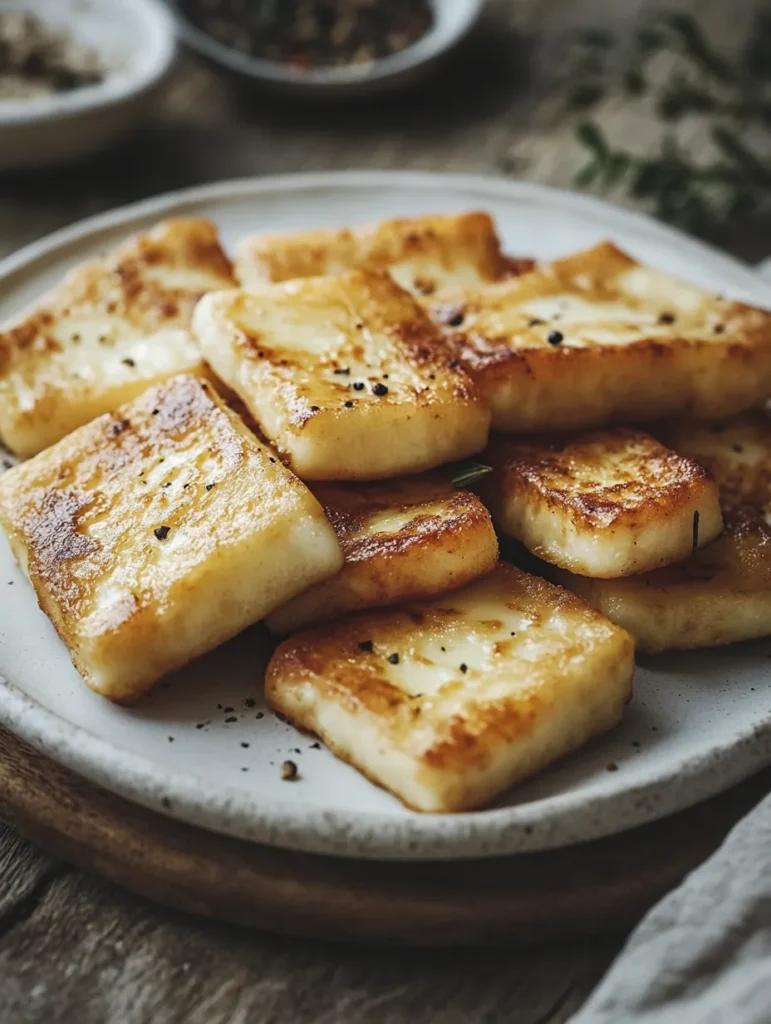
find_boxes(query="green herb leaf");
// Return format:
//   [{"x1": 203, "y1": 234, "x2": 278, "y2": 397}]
[
  {"x1": 711, "y1": 128, "x2": 771, "y2": 187},
  {"x1": 575, "y1": 120, "x2": 610, "y2": 160},
  {"x1": 449, "y1": 462, "x2": 493, "y2": 489},
  {"x1": 575, "y1": 159, "x2": 601, "y2": 188},
  {"x1": 659, "y1": 12, "x2": 735, "y2": 82}
]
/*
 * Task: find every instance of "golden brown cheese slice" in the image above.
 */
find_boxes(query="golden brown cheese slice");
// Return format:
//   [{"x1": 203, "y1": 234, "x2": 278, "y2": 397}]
[
  {"x1": 0, "y1": 219, "x2": 235, "y2": 458},
  {"x1": 441, "y1": 242, "x2": 771, "y2": 432},
  {"x1": 266, "y1": 564, "x2": 634, "y2": 813},
  {"x1": 193, "y1": 270, "x2": 491, "y2": 480},
  {"x1": 480, "y1": 428, "x2": 723, "y2": 578},
  {"x1": 657, "y1": 412, "x2": 771, "y2": 514},
  {"x1": 0, "y1": 375, "x2": 342, "y2": 703},
  {"x1": 234, "y1": 211, "x2": 522, "y2": 301},
  {"x1": 266, "y1": 473, "x2": 499, "y2": 634},
  {"x1": 555, "y1": 412, "x2": 771, "y2": 652}
]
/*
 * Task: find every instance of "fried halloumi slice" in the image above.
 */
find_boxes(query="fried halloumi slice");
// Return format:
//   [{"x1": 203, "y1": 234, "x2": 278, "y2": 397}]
[
  {"x1": 441, "y1": 242, "x2": 771, "y2": 432},
  {"x1": 657, "y1": 411, "x2": 771, "y2": 513},
  {"x1": 194, "y1": 270, "x2": 490, "y2": 481},
  {"x1": 234, "y1": 211, "x2": 521, "y2": 302},
  {"x1": 266, "y1": 564, "x2": 634, "y2": 813},
  {"x1": 479, "y1": 428, "x2": 723, "y2": 578},
  {"x1": 556, "y1": 509, "x2": 771, "y2": 654},
  {"x1": 266, "y1": 474, "x2": 499, "y2": 634},
  {"x1": 0, "y1": 219, "x2": 235, "y2": 458},
  {"x1": 0, "y1": 374, "x2": 342, "y2": 702},
  {"x1": 555, "y1": 413, "x2": 771, "y2": 651}
]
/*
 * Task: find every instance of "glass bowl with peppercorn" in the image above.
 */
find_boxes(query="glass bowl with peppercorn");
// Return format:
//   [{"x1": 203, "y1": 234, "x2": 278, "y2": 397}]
[
  {"x1": 0, "y1": 0, "x2": 176, "y2": 171},
  {"x1": 170, "y1": 0, "x2": 482, "y2": 98}
]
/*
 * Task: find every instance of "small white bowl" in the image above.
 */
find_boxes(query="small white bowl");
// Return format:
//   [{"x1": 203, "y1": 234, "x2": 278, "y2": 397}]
[
  {"x1": 0, "y1": 0, "x2": 177, "y2": 172},
  {"x1": 170, "y1": 0, "x2": 483, "y2": 99}
]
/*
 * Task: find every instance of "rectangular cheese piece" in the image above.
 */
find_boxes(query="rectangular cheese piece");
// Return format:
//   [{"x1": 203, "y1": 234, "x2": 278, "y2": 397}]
[
  {"x1": 234, "y1": 211, "x2": 524, "y2": 301},
  {"x1": 0, "y1": 219, "x2": 236, "y2": 458},
  {"x1": 0, "y1": 374, "x2": 343, "y2": 702},
  {"x1": 266, "y1": 473, "x2": 499, "y2": 634},
  {"x1": 441, "y1": 242, "x2": 771, "y2": 432},
  {"x1": 480, "y1": 428, "x2": 723, "y2": 577},
  {"x1": 194, "y1": 270, "x2": 491, "y2": 480},
  {"x1": 555, "y1": 413, "x2": 771, "y2": 652},
  {"x1": 266, "y1": 564, "x2": 634, "y2": 813}
]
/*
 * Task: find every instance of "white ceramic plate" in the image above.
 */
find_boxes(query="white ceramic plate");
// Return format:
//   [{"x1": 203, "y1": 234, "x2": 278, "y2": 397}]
[{"x1": 1, "y1": 172, "x2": 770, "y2": 862}]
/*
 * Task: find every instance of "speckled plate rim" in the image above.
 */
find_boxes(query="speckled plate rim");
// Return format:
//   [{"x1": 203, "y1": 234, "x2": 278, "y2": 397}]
[{"x1": 0, "y1": 170, "x2": 770, "y2": 862}]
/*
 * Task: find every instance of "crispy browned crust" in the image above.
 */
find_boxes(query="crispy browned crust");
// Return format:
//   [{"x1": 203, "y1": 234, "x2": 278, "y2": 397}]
[
  {"x1": 234, "y1": 211, "x2": 511, "y2": 293},
  {"x1": 312, "y1": 474, "x2": 492, "y2": 563},
  {"x1": 266, "y1": 565, "x2": 631, "y2": 778},
  {"x1": 436, "y1": 241, "x2": 771, "y2": 430},
  {"x1": 481, "y1": 427, "x2": 716, "y2": 529},
  {"x1": 0, "y1": 219, "x2": 234, "y2": 376},
  {"x1": 0, "y1": 375, "x2": 258, "y2": 623}
]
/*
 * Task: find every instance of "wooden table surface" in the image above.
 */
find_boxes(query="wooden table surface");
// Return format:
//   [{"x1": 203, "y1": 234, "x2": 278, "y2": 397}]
[{"x1": 1, "y1": 1, "x2": 768, "y2": 1021}]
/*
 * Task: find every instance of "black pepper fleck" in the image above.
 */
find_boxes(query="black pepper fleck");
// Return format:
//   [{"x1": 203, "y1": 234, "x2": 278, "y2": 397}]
[
  {"x1": 714, "y1": 323, "x2": 725, "y2": 334},
  {"x1": 310, "y1": 405, "x2": 320, "y2": 412},
  {"x1": 240, "y1": 742, "x2": 250, "y2": 749},
  {"x1": 161, "y1": 482, "x2": 171, "y2": 488},
  {"x1": 353, "y1": 381, "x2": 365, "y2": 391},
  {"x1": 225, "y1": 716, "x2": 237, "y2": 723},
  {"x1": 281, "y1": 760, "x2": 299, "y2": 781},
  {"x1": 1, "y1": 460, "x2": 11, "y2": 470},
  {"x1": 195, "y1": 723, "x2": 205, "y2": 730},
  {"x1": 547, "y1": 330, "x2": 564, "y2": 346},
  {"x1": 269, "y1": 457, "x2": 276, "y2": 463},
  {"x1": 152, "y1": 408, "x2": 159, "y2": 415},
  {"x1": 334, "y1": 367, "x2": 350, "y2": 375},
  {"x1": 310, "y1": 742, "x2": 322, "y2": 750},
  {"x1": 658, "y1": 312, "x2": 675, "y2": 324},
  {"x1": 372, "y1": 382, "x2": 389, "y2": 396},
  {"x1": 692, "y1": 510, "x2": 700, "y2": 553},
  {"x1": 606, "y1": 761, "x2": 619, "y2": 772},
  {"x1": 387, "y1": 652, "x2": 400, "y2": 664},
  {"x1": 168, "y1": 736, "x2": 174, "y2": 742},
  {"x1": 255, "y1": 711, "x2": 264, "y2": 719},
  {"x1": 205, "y1": 482, "x2": 216, "y2": 491},
  {"x1": 223, "y1": 706, "x2": 234, "y2": 713},
  {"x1": 122, "y1": 357, "x2": 136, "y2": 368},
  {"x1": 344, "y1": 400, "x2": 354, "y2": 408},
  {"x1": 459, "y1": 663, "x2": 468, "y2": 673},
  {"x1": 245, "y1": 698, "x2": 256, "y2": 708},
  {"x1": 528, "y1": 318, "x2": 544, "y2": 327},
  {"x1": 357, "y1": 640, "x2": 374, "y2": 652},
  {"x1": 154, "y1": 526, "x2": 170, "y2": 541}
]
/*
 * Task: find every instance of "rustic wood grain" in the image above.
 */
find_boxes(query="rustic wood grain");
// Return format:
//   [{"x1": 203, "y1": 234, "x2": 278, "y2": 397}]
[
  {"x1": 2, "y1": 726, "x2": 768, "y2": 952},
  {"x1": 0, "y1": 0, "x2": 768, "y2": 1020}
]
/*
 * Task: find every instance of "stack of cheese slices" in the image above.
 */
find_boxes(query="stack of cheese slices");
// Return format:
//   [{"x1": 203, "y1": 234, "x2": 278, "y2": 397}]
[{"x1": 1, "y1": 212, "x2": 769, "y2": 813}]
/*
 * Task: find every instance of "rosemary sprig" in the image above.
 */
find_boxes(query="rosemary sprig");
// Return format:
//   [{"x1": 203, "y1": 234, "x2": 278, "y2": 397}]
[
  {"x1": 565, "y1": 8, "x2": 771, "y2": 234},
  {"x1": 448, "y1": 462, "x2": 493, "y2": 489}
]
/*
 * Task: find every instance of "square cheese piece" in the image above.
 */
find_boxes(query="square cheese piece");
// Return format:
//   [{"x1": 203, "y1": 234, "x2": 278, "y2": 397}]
[
  {"x1": 194, "y1": 270, "x2": 491, "y2": 480},
  {"x1": 480, "y1": 428, "x2": 723, "y2": 578},
  {"x1": 0, "y1": 219, "x2": 235, "y2": 458},
  {"x1": 266, "y1": 564, "x2": 634, "y2": 813},
  {"x1": 441, "y1": 242, "x2": 771, "y2": 432},
  {"x1": 234, "y1": 211, "x2": 524, "y2": 301},
  {"x1": 556, "y1": 413, "x2": 771, "y2": 652},
  {"x1": 0, "y1": 374, "x2": 343, "y2": 702},
  {"x1": 266, "y1": 473, "x2": 499, "y2": 634}
]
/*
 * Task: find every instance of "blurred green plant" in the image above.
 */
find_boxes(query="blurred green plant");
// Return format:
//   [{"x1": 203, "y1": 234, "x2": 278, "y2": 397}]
[{"x1": 566, "y1": 8, "x2": 771, "y2": 233}]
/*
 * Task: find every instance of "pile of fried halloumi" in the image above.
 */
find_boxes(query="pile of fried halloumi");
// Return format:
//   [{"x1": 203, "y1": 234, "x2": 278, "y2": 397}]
[{"x1": 1, "y1": 210, "x2": 770, "y2": 814}]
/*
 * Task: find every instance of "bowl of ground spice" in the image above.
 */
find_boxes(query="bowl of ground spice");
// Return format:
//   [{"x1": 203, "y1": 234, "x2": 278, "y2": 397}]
[
  {"x1": 0, "y1": 0, "x2": 176, "y2": 171},
  {"x1": 170, "y1": 0, "x2": 483, "y2": 98}
]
